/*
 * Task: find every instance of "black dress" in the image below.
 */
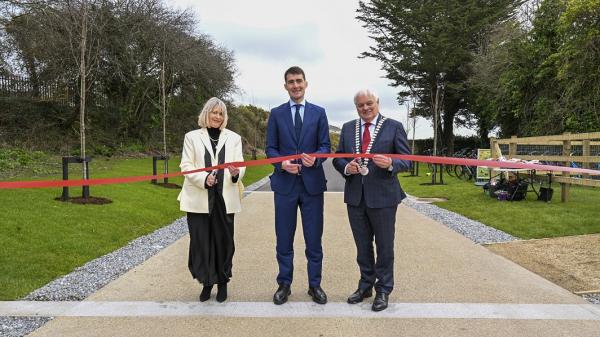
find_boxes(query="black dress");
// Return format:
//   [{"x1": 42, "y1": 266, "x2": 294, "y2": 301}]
[{"x1": 187, "y1": 127, "x2": 235, "y2": 286}]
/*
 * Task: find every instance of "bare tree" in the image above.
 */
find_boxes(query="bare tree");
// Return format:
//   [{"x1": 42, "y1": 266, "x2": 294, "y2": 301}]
[
  {"x1": 56, "y1": 0, "x2": 106, "y2": 196},
  {"x1": 13, "y1": 0, "x2": 107, "y2": 196}
]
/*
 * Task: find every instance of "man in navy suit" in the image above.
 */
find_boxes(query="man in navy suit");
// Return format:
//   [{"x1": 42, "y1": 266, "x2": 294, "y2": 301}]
[
  {"x1": 266, "y1": 66, "x2": 331, "y2": 305},
  {"x1": 332, "y1": 89, "x2": 411, "y2": 311}
]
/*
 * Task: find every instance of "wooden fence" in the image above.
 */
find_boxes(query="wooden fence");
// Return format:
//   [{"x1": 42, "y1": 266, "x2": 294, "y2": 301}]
[
  {"x1": 490, "y1": 132, "x2": 600, "y2": 202},
  {"x1": 0, "y1": 75, "x2": 73, "y2": 105}
]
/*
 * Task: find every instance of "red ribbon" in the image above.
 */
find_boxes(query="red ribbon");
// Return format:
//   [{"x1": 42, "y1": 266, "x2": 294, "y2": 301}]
[{"x1": 0, "y1": 153, "x2": 598, "y2": 189}]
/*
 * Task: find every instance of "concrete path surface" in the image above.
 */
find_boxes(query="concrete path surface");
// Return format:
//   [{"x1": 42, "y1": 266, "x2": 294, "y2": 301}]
[{"x1": 16, "y1": 187, "x2": 600, "y2": 337}]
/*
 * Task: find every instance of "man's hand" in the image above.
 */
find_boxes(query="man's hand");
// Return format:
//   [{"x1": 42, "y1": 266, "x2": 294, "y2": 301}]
[
  {"x1": 206, "y1": 171, "x2": 218, "y2": 187},
  {"x1": 282, "y1": 159, "x2": 302, "y2": 174},
  {"x1": 300, "y1": 153, "x2": 316, "y2": 167},
  {"x1": 227, "y1": 165, "x2": 240, "y2": 177},
  {"x1": 373, "y1": 155, "x2": 393, "y2": 169},
  {"x1": 345, "y1": 158, "x2": 361, "y2": 175}
]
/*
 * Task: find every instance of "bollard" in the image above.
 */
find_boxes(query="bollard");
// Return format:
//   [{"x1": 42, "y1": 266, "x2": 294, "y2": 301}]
[
  {"x1": 61, "y1": 156, "x2": 92, "y2": 201},
  {"x1": 152, "y1": 155, "x2": 169, "y2": 184}
]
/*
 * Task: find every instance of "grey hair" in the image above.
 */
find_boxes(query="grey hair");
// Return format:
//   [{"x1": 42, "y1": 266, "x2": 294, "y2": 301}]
[
  {"x1": 198, "y1": 97, "x2": 228, "y2": 130},
  {"x1": 353, "y1": 89, "x2": 379, "y2": 105}
]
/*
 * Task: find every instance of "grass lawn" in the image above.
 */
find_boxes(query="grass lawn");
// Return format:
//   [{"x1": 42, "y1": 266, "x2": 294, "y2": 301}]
[
  {"x1": 0, "y1": 155, "x2": 272, "y2": 300},
  {"x1": 398, "y1": 169, "x2": 600, "y2": 240}
]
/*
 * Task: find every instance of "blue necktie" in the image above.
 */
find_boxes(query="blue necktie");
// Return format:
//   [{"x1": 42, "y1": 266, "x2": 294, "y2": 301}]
[{"x1": 294, "y1": 104, "x2": 302, "y2": 140}]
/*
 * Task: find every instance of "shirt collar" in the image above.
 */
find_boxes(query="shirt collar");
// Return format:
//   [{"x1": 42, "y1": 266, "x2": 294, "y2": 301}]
[
  {"x1": 361, "y1": 114, "x2": 379, "y2": 127},
  {"x1": 289, "y1": 99, "x2": 306, "y2": 108}
]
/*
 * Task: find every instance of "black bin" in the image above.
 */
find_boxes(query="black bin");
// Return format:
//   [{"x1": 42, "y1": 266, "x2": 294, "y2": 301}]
[{"x1": 538, "y1": 187, "x2": 553, "y2": 202}]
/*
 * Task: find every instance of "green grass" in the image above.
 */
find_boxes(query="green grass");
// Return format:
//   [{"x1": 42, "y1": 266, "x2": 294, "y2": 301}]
[
  {"x1": 0, "y1": 155, "x2": 272, "y2": 300},
  {"x1": 398, "y1": 170, "x2": 600, "y2": 240},
  {"x1": 241, "y1": 161, "x2": 273, "y2": 187}
]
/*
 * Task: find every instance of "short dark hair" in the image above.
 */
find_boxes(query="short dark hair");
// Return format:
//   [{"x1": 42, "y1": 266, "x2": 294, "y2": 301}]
[{"x1": 284, "y1": 66, "x2": 305, "y2": 82}]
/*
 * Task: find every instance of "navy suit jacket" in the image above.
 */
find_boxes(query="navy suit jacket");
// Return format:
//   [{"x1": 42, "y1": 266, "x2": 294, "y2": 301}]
[
  {"x1": 332, "y1": 116, "x2": 411, "y2": 208},
  {"x1": 266, "y1": 101, "x2": 331, "y2": 195}
]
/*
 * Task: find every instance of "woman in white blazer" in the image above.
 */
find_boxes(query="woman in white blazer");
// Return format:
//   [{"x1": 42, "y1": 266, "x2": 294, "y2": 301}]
[{"x1": 178, "y1": 97, "x2": 245, "y2": 303}]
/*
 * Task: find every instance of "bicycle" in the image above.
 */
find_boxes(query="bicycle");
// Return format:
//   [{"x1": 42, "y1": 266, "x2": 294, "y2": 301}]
[
  {"x1": 448, "y1": 148, "x2": 472, "y2": 178},
  {"x1": 454, "y1": 149, "x2": 478, "y2": 181}
]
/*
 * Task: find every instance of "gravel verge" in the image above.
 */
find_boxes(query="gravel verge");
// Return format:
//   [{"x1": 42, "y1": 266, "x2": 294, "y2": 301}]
[
  {"x1": 583, "y1": 294, "x2": 600, "y2": 305},
  {"x1": 402, "y1": 197, "x2": 518, "y2": 244},
  {"x1": 0, "y1": 317, "x2": 51, "y2": 337}
]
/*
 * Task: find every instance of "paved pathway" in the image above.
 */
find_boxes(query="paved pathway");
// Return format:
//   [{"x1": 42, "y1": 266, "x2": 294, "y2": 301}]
[{"x1": 5, "y1": 161, "x2": 600, "y2": 336}]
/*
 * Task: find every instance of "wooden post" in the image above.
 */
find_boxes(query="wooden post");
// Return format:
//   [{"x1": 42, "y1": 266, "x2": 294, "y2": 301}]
[
  {"x1": 508, "y1": 135, "x2": 517, "y2": 159},
  {"x1": 490, "y1": 137, "x2": 498, "y2": 182},
  {"x1": 582, "y1": 139, "x2": 591, "y2": 180},
  {"x1": 490, "y1": 137, "x2": 498, "y2": 159},
  {"x1": 561, "y1": 133, "x2": 572, "y2": 202}
]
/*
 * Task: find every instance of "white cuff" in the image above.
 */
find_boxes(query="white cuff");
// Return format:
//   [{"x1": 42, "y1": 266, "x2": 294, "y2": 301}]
[{"x1": 344, "y1": 163, "x2": 351, "y2": 176}]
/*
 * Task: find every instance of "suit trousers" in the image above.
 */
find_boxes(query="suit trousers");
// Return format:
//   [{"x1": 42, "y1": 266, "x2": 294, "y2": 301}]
[
  {"x1": 274, "y1": 176, "x2": 324, "y2": 288},
  {"x1": 347, "y1": 194, "x2": 397, "y2": 294}
]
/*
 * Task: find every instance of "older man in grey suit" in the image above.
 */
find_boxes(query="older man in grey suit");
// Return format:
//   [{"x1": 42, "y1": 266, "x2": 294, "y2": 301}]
[{"x1": 332, "y1": 89, "x2": 411, "y2": 312}]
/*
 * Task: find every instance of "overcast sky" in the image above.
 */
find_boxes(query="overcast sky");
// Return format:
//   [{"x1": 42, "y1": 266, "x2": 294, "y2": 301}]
[{"x1": 169, "y1": 0, "x2": 476, "y2": 139}]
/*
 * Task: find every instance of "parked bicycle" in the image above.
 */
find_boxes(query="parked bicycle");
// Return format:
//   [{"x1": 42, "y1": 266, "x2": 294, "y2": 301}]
[
  {"x1": 454, "y1": 148, "x2": 478, "y2": 181},
  {"x1": 447, "y1": 148, "x2": 473, "y2": 178}
]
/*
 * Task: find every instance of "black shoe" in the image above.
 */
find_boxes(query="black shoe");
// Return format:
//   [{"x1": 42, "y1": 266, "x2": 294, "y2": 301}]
[
  {"x1": 347, "y1": 288, "x2": 373, "y2": 304},
  {"x1": 273, "y1": 284, "x2": 291, "y2": 305},
  {"x1": 216, "y1": 283, "x2": 227, "y2": 303},
  {"x1": 199, "y1": 285, "x2": 213, "y2": 302},
  {"x1": 371, "y1": 292, "x2": 389, "y2": 312},
  {"x1": 307, "y1": 286, "x2": 327, "y2": 304}
]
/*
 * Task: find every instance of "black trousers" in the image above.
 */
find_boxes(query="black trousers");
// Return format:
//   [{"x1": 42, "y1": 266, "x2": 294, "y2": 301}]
[
  {"x1": 187, "y1": 197, "x2": 235, "y2": 286},
  {"x1": 346, "y1": 197, "x2": 397, "y2": 294}
]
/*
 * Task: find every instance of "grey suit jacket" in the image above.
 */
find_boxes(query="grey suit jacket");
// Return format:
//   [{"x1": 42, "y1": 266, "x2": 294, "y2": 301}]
[{"x1": 332, "y1": 116, "x2": 411, "y2": 208}]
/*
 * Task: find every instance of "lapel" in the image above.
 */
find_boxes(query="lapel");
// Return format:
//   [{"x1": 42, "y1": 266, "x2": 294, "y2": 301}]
[
  {"x1": 283, "y1": 104, "x2": 297, "y2": 144},
  {"x1": 198, "y1": 128, "x2": 212, "y2": 163},
  {"x1": 297, "y1": 102, "x2": 312, "y2": 145},
  {"x1": 216, "y1": 129, "x2": 229, "y2": 159},
  {"x1": 369, "y1": 115, "x2": 386, "y2": 152},
  {"x1": 353, "y1": 119, "x2": 361, "y2": 153}
]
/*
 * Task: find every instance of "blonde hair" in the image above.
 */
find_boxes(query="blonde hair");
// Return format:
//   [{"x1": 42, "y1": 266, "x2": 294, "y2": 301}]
[
  {"x1": 353, "y1": 89, "x2": 379, "y2": 105},
  {"x1": 198, "y1": 97, "x2": 228, "y2": 130}
]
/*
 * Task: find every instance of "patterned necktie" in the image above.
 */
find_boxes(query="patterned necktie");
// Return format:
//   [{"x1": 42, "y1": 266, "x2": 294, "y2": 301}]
[
  {"x1": 294, "y1": 104, "x2": 302, "y2": 140},
  {"x1": 361, "y1": 122, "x2": 371, "y2": 153}
]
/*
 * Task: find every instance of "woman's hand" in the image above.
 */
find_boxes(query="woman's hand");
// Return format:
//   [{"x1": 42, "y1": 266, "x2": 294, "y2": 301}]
[
  {"x1": 206, "y1": 171, "x2": 218, "y2": 187},
  {"x1": 227, "y1": 165, "x2": 240, "y2": 177}
]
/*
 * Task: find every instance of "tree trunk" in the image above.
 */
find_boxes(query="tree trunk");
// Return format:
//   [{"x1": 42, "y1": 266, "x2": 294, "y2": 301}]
[
  {"x1": 477, "y1": 117, "x2": 491, "y2": 148},
  {"x1": 80, "y1": 0, "x2": 88, "y2": 193},
  {"x1": 441, "y1": 111, "x2": 455, "y2": 155}
]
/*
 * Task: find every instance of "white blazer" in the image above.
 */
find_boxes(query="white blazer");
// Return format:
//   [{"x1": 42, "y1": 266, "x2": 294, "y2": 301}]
[{"x1": 177, "y1": 128, "x2": 246, "y2": 214}]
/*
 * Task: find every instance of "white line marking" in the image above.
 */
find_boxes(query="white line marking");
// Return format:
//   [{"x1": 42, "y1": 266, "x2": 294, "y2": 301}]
[{"x1": 1, "y1": 301, "x2": 599, "y2": 320}]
